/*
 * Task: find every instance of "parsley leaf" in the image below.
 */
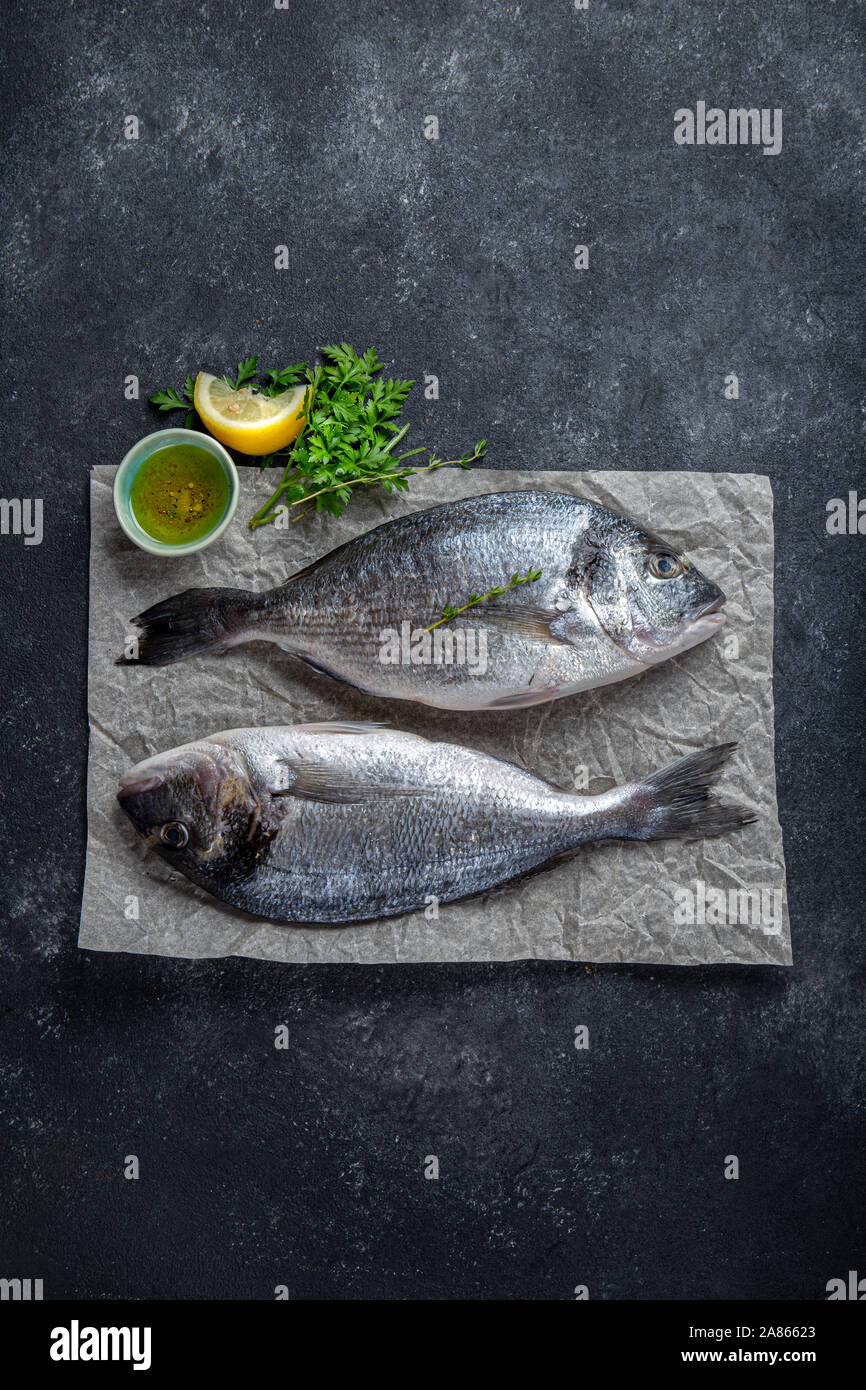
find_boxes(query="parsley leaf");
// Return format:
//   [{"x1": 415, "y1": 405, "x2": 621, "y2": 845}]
[
  {"x1": 249, "y1": 344, "x2": 486, "y2": 528},
  {"x1": 149, "y1": 345, "x2": 485, "y2": 525},
  {"x1": 223, "y1": 355, "x2": 259, "y2": 391},
  {"x1": 149, "y1": 387, "x2": 189, "y2": 412}
]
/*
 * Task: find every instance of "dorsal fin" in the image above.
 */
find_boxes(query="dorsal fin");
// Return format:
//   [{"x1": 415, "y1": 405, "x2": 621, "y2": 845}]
[{"x1": 279, "y1": 533, "x2": 362, "y2": 586}]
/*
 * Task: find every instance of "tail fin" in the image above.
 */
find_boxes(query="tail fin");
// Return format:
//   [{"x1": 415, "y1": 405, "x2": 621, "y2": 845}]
[
  {"x1": 610, "y1": 743, "x2": 755, "y2": 842},
  {"x1": 118, "y1": 588, "x2": 254, "y2": 667}
]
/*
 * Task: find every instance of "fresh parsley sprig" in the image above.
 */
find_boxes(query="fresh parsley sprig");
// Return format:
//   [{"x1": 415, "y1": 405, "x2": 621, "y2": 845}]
[
  {"x1": 149, "y1": 375, "x2": 196, "y2": 428},
  {"x1": 223, "y1": 355, "x2": 259, "y2": 391},
  {"x1": 425, "y1": 568, "x2": 543, "y2": 631},
  {"x1": 148, "y1": 356, "x2": 302, "y2": 418},
  {"x1": 262, "y1": 362, "x2": 308, "y2": 397},
  {"x1": 249, "y1": 343, "x2": 486, "y2": 529},
  {"x1": 149, "y1": 344, "x2": 486, "y2": 529}
]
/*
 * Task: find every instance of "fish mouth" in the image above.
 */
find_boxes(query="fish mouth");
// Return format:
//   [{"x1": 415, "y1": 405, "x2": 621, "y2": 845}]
[
  {"x1": 116, "y1": 773, "x2": 166, "y2": 843},
  {"x1": 687, "y1": 593, "x2": 727, "y2": 630},
  {"x1": 117, "y1": 772, "x2": 163, "y2": 800}
]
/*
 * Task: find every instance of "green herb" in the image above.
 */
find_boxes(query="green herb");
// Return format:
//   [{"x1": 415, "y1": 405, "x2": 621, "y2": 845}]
[
  {"x1": 262, "y1": 362, "x2": 308, "y2": 397},
  {"x1": 149, "y1": 344, "x2": 486, "y2": 529},
  {"x1": 248, "y1": 343, "x2": 486, "y2": 529},
  {"x1": 222, "y1": 355, "x2": 259, "y2": 392},
  {"x1": 425, "y1": 568, "x2": 543, "y2": 631},
  {"x1": 149, "y1": 375, "x2": 196, "y2": 428}
]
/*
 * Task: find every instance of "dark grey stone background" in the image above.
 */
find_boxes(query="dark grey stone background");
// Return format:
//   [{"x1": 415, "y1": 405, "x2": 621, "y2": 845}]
[{"x1": 0, "y1": 0, "x2": 863, "y2": 1300}]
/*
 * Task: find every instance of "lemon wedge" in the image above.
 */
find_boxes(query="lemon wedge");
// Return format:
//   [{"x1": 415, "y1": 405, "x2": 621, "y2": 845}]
[{"x1": 193, "y1": 373, "x2": 308, "y2": 456}]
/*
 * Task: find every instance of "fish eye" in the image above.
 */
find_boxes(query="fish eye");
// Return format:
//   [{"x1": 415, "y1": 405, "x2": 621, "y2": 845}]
[
  {"x1": 159, "y1": 821, "x2": 189, "y2": 849},
  {"x1": 648, "y1": 552, "x2": 683, "y2": 580}
]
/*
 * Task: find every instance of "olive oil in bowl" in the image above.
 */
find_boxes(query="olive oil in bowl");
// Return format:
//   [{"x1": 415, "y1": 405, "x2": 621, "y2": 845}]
[
  {"x1": 130, "y1": 443, "x2": 230, "y2": 545},
  {"x1": 114, "y1": 428, "x2": 239, "y2": 556}
]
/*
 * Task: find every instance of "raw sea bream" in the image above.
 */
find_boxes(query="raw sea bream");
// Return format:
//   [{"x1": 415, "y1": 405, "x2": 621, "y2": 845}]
[
  {"x1": 123, "y1": 491, "x2": 727, "y2": 710},
  {"x1": 117, "y1": 724, "x2": 754, "y2": 926}
]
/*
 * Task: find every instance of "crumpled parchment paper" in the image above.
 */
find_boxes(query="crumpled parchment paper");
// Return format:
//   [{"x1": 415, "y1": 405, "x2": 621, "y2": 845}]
[{"x1": 79, "y1": 467, "x2": 790, "y2": 966}]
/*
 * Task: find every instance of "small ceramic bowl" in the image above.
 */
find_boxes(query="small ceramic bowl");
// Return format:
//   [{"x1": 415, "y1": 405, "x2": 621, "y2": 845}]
[{"x1": 113, "y1": 427, "x2": 240, "y2": 556}]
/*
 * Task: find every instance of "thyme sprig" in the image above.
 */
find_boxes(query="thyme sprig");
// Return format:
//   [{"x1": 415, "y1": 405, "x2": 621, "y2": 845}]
[{"x1": 425, "y1": 568, "x2": 543, "y2": 631}]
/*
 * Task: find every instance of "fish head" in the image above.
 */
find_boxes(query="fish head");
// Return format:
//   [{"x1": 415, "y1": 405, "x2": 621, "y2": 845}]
[
  {"x1": 583, "y1": 514, "x2": 726, "y2": 665},
  {"x1": 117, "y1": 739, "x2": 264, "y2": 884}
]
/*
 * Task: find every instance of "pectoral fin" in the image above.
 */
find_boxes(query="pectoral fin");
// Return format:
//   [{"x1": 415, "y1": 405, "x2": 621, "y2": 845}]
[
  {"x1": 270, "y1": 757, "x2": 423, "y2": 804},
  {"x1": 480, "y1": 604, "x2": 572, "y2": 645}
]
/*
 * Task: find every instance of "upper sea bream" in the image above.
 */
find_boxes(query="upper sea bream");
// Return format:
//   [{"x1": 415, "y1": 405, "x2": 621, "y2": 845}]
[{"x1": 124, "y1": 491, "x2": 727, "y2": 711}]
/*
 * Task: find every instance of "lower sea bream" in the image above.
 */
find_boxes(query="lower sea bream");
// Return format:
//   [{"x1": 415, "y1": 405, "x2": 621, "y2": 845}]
[{"x1": 117, "y1": 724, "x2": 754, "y2": 926}]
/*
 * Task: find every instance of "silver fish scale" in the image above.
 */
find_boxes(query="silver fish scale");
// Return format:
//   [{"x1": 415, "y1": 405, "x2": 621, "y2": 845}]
[
  {"x1": 247, "y1": 491, "x2": 635, "y2": 708},
  {"x1": 132, "y1": 489, "x2": 725, "y2": 709},
  {"x1": 226, "y1": 726, "x2": 586, "y2": 922},
  {"x1": 118, "y1": 728, "x2": 749, "y2": 926}
]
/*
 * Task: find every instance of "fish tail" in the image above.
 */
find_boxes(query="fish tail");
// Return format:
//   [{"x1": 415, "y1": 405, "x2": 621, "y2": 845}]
[
  {"x1": 605, "y1": 742, "x2": 756, "y2": 842},
  {"x1": 118, "y1": 588, "x2": 256, "y2": 667}
]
